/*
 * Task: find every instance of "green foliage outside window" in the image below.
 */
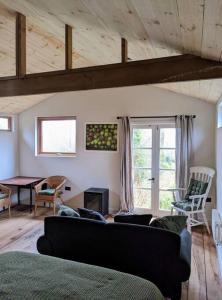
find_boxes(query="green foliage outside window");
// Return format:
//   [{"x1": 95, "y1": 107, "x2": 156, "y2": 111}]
[{"x1": 133, "y1": 128, "x2": 175, "y2": 211}]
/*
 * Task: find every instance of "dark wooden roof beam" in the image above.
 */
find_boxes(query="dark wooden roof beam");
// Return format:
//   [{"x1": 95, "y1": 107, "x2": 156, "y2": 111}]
[{"x1": 1, "y1": 54, "x2": 222, "y2": 97}]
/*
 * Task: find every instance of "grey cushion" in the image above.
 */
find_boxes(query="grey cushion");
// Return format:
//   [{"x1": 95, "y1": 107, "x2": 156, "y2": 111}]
[
  {"x1": 58, "y1": 205, "x2": 80, "y2": 217},
  {"x1": 78, "y1": 208, "x2": 106, "y2": 222},
  {"x1": 150, "y1": 216, "x2": 187, "y2": 234}
]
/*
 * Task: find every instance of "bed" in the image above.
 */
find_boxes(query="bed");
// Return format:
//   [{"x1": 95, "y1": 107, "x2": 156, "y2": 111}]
[{"x1": 0, "y1": 251, "x2": 164, "y2": 300}]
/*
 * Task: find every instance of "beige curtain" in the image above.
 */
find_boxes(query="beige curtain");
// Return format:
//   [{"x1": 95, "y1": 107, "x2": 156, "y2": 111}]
[
  {"x1": 120, "y1": 117, "x2": 134, "y2": 213},
  {"x1": 176, "y1": 115, "x2": 194, "y2": 191}
]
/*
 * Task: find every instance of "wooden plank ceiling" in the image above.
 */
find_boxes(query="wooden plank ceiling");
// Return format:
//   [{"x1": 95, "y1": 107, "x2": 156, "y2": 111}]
[{"x1": 0, "y1": 0, "x2": 222, "y2": 114}]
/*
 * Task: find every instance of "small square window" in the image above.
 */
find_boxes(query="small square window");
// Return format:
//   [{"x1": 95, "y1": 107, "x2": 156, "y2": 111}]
[
  {"x1": 36, "y1": 116, "x2": 76, "y2": 157},
  {"x1": 0, "y1": 117, "x2": 12, "y2": 131}
]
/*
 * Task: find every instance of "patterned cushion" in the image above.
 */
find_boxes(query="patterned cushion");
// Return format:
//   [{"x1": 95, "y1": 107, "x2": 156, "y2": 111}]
[
  {"x1": 0, "y1": 193, "x2": 8, "y2": 199},
  {"x1": 38, "y1": 189, "x2": 56, "y2": 196},
  {"x1": 185, "y1": 178, "x2": 208, "y2": 200},
  {"x1": 172, "y1": 200, "x2": 201, "y2": 211}
]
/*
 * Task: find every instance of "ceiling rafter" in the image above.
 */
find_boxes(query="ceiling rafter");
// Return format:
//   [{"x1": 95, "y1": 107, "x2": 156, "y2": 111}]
[
  {"x1": 1, "y1": 1, "x2": 222, "y2": 109},
  {"x1": 65, "y1": 24, "x2": 73, "y2": 70},
  {"x1": 16, "y1": 12, "x2": 26, "y2": 78},
  {"x1": 121, "y1": 38, "x2": 128, "y2": 63}
]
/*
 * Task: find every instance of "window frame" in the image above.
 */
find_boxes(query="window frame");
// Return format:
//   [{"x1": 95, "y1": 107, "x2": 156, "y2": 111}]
[
  {"x1": 0, "y1": 116, "x2": 12, "y2": 131},
  {"x1": 36, "y1": 116, "x2": 77, "y2": 157},
  {"x1": 131, "y1": 120, "x2": 176, "y2": 215}
]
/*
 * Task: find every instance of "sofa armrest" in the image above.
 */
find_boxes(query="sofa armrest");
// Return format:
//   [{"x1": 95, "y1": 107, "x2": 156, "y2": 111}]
[
  {"x1": 178, "y1": 229, "x2": 191, "y2": 281},
  {"x1": 37, "y1": 236, "x2": 53, "y2": 256}
]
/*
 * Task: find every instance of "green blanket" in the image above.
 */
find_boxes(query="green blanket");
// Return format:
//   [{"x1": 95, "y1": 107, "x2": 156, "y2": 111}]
[{"x1": 0, "y1": 251, "x2": 164, "y2": 300}]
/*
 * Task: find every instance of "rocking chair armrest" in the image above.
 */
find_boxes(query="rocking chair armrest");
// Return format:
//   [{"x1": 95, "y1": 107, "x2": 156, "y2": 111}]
[
  {"x1": 188, "y1": 194, "x2": 206, "y2": 200},
  {"x1": 189, "y1": 194, "x2": 206, "y2": 209}
]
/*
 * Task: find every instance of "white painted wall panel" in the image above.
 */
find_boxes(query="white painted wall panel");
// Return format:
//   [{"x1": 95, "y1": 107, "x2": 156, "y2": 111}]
[{"x1": 18, "y1": 85, "x2": 216, "y2": 213}]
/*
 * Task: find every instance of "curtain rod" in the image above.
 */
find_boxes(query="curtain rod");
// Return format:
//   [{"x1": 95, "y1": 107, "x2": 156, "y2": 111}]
[{"x1": 117, "y1": 115, "x2": 196, "y2": 119}]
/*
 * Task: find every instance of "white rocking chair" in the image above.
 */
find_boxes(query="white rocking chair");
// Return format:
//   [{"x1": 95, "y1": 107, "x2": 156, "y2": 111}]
[{"x1": 169, "y1": 166, "x2": 215, "y2": 234}]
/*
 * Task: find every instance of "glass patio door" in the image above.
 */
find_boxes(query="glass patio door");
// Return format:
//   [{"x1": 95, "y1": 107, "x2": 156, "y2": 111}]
[{"x1": 132, "y1": 123, "x2": 176, "y2": 217}]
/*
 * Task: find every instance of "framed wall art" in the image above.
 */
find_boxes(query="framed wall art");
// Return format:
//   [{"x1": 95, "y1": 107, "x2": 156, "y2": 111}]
[{"x1": 85, "y1": 123, "x2": 118, "y2": 151}]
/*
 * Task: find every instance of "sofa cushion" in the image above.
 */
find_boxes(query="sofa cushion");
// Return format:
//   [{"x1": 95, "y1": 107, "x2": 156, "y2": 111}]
[
  {"x1": 172, "y1": 200, "x2": 201, "y2": 211},
  {"x1": 58, "y1": 205, "x2": 80, "y2": 217},
  {"x1": 38, "y1": 188, "x2": 56, "y2": 196},
  {"x1": 185, "y1": 178, "x2": 208, "y2": 200},
  {"x1": 78, "y1": 208, "x2": 106, "y2": 222},
  {"x1": 114, "y1": 214, "x2": 152, "y2": 226},
  {"x1": 150, "y1": 216, "x2": 187, "y2": 234}
]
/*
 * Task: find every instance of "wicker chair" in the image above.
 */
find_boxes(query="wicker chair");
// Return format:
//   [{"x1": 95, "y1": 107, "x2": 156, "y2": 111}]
[
  {"x1": 34, "y1": 176, "x2": 67, "y2": 216},
  {"x1": 0, "y1": 184, "x2": 12, "y2": 217}
]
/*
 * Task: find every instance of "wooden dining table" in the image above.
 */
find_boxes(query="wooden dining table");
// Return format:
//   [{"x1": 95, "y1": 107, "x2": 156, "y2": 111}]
[{"x1": 0, "y1": 176, "x2": 44, "y2": 212}]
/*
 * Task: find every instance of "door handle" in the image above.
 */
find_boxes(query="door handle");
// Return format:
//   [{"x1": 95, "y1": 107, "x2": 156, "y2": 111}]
[{"x1": 148, "y1": 178, "x2": 155, "y2": 181}]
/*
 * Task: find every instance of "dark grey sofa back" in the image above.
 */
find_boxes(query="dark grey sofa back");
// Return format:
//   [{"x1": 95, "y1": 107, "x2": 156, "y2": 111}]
[{"x1": 37, "y1": 216, "x2": 191, "y2": 300}]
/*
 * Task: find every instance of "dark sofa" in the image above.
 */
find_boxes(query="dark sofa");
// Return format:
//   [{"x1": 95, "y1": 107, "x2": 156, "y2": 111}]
[{"x1": 37, "y1": 216, "x2": 191, "y2": 300}]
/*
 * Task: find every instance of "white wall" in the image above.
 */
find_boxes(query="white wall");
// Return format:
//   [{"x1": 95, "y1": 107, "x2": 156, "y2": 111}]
[
  {"x1": 19, "y1": 85, "x2": 216, "y2": 212},
  {"x1": 0, "y1": 116, "x2": 19, "y2": 180},
  {"x1": 216, "y1": 99, "x2": 222, "y2": 277},
  {"x1": 217, "y1": 100, "x2": 222, "y2": 215},
  {"x1": 0, "y1": 116, "x2": 19, "y2": 207}
]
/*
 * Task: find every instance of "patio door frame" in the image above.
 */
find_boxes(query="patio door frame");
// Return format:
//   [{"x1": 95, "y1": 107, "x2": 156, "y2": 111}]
[{"x1": 131, "y1": 119, "x2": 176, "y2": 217}]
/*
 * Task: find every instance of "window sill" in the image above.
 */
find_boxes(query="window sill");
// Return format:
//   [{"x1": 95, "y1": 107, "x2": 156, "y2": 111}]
[{"x1": 36, "y1": 153, "x2": 77, "y2": 158}]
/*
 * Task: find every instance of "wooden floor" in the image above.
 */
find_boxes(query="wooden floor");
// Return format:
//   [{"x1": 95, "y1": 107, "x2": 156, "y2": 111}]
[
  {"x1": 0, "y1": 208, "x2": 222, "y2": 300},
  {"x1": 181, "y1": 227, "x2": 222, "y2": 300}
]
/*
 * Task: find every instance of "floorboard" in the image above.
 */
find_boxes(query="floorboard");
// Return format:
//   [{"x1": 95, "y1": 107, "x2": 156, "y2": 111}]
[
  {"x1": 187, "y1": 227, "x2": 207, "y2": 300},
  {"x1": 0, "y1": 208, "x2": 222, "y2": 299},
  {"x1": 203, "y1": 227, "x2": 222, "y2": 300}
]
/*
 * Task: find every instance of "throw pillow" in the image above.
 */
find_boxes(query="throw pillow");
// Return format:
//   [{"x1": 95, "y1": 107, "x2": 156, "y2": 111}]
[
  {"x1": 114, "y1": 214, "x2": 152, "y2": 226},
  {"x1": 150, "y1": 215, "x2": 187, "y2": 234},
  {"x1": 78, "y1": 208, "x2": 106, "y2": 222},
  {"x1": 58, "y1": 205, "x2": 80, "y2": 217}
]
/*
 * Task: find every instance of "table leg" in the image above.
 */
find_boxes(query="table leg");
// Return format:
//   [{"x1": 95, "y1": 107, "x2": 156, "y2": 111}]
[
  {"x1": 30, "y1": 184, "x2": 33, "y2": 213},
  {"x1": 17, "y1": 186, "x2": 20, "y2": 206}
]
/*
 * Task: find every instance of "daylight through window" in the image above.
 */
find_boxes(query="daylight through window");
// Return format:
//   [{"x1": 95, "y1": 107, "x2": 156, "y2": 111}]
[
  {"x1": 36, "y1": 117, "x2": 76, "y2": 156},
  {"x1": 0, "y1": 117, "x2": 12, "y2": 131}
]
